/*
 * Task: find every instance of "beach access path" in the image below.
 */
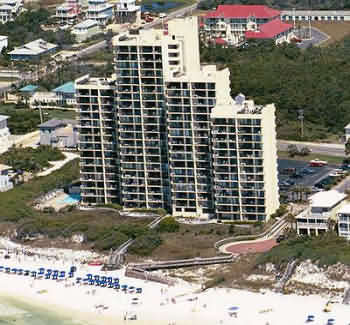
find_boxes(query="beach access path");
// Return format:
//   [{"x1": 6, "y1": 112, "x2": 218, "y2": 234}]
[{"x1": 37, "y1": 152, "x2": 78, "y2": 177}]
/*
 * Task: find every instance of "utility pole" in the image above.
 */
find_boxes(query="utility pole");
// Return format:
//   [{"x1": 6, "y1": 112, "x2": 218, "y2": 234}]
[{"x1": 298, "y1": 109, "x2": 304, "y2": 139}]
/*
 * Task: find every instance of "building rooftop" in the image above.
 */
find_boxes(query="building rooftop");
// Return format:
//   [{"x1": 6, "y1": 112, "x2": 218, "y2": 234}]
[
  {"x1": 73, "y1": 19, "x2": 98, "y2": 29},
  {"x1": 281, "y1": 9, "x2": 350, "y2": 16},
  {"x1": 310, "y1": 190, "x2": 346, "y2": 208},
  {"x1": 9, "y1": 39, "x2": 58, "y2": 56},
  {"x1": 53, "y1": 81, "x2": 75, "y2": 94},
  {"x1": 0, "y1": 5, "x2": 13, "y2": 10},
  {"x1": 39, "y1": 119, "x2": 77, "y2": 128},
  {"x1": 0, "y1": 114, "x2": 9, "y2": 122},
  {"x1": 345, "y1": 123, "x2": 350, "y2": 129},
  {"x1": 337, "y1": 204, "x2": 350, "y2": 215},
  {"x1": 0, "y1": 163, "x2": 11, "y2": 171},
  {"x1": 245, "y1": 18, "x2": 292, "y2": 39},
  {"x1": 19, "y1": 84, "x2": 38, "y2": 92},
  {"x1": 215, "y1": 37, "x2": 227, "y2": 45},
  {"x1": 205, "y1": 5, "x2": 281, "y2": 19}
]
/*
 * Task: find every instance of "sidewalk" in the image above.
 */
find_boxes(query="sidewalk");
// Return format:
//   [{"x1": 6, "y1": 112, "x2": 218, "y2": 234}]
[{"x1": 37, "y1": 152, "x2": 78, "y2": 177}]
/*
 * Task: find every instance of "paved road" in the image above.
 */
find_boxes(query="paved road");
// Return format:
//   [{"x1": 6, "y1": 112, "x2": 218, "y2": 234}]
[
  {"x1": 296, "y1": 27, "x2": 329, "y2": 48},
  {"x1": 278, "y1": 140, "x2": 345, "y2": 157}
]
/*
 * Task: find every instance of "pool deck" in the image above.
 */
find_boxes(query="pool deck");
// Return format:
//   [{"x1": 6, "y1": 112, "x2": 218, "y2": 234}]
[{"x1": 41, "y1": 193, "x2": 79, "y2": 212}]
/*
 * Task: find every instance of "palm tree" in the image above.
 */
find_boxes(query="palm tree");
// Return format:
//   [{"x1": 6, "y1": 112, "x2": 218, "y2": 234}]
[{"x1": 327, "y1": 218, "x2": 337, "y2": 233}]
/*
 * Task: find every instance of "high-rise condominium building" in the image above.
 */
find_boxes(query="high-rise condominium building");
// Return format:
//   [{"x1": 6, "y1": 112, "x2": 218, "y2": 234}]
[{"x1": 76, "y1": 17, "x2": 279, "y2": 221}]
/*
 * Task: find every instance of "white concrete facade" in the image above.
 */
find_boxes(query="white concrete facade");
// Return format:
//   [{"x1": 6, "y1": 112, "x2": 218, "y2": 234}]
[
  {"x1": 0, "y1": 115, "x2": 11, "y2": 154},
  {"x1": 87, "y1": 0, "x2": 113, "y2": 25},
  {"x1": 281, "y1": 10, "x2": 350, "y2": 22},
  {"x1": 296, "y1": 190, "x2": 347, "y2": 236},
  {"x1": 0, "y1": 0, "x2": 22, "y2": 24},
  {"x1": 337, "y1": 204, "x2": 350, "y2": 240},
  {"x1": 76, "y1": 17, "x2": 280, "y2": 220}
]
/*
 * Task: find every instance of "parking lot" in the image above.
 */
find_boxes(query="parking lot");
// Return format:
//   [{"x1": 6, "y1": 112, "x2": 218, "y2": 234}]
[{"x1": 278, "y1": 159, "x2": 334, "y2": 190}]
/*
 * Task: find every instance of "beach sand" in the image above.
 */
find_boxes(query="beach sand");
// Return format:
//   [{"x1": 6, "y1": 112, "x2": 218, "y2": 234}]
[{"x1": 0, "y1": 243, "x2": 349, "y2": 325}]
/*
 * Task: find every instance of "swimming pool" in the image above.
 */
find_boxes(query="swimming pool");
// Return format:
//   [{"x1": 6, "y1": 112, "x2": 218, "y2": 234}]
[{"x1": 62, "y1": 194, "x2": 81, "y2": 204}]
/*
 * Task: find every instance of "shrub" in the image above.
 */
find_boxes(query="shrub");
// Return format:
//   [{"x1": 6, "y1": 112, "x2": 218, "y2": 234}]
[
  {"x1": 203, "y1": 276, "x2": 225, "y2": 290},
  {"x1": 157, "y1": 217, "x2": 180, "y2": 233},
  {"x1": 94, "y1": 231, "x2": 129, "y2": 251},
  {"x1": 128, "y1": 231, "x2": 162, "y2": 256}
]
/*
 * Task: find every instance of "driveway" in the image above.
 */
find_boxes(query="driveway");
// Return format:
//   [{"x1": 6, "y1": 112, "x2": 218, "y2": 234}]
[{"x1": 296, "y1": 27, "x2": 329, "y2": 48}]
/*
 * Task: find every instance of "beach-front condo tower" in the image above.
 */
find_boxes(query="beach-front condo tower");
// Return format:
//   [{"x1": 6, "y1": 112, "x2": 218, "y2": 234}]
[
  {"x1": 211, "y1": 94, "x2": 279, "y2": 221},
  {"x1": 76, "y1": 75, "x2": 119, "y2": 205},
  {"x1": 77, "y1": 17, "x2": 279, "y2": 221}
]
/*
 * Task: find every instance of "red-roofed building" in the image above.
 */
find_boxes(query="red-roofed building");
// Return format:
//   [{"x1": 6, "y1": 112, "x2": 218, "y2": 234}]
[
  {"x1": 202, "y1": 5, "x2": 293, "y2": 46},
  {"x1": 245, "y1": 18, "x2": 293, "y2": 44},
  {"x1": 215, "y1": 37, "x2": 227, "y2": 46}
]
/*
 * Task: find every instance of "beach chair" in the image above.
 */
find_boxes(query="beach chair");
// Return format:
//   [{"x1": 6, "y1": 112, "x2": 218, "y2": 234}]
[
  {"x1": 68, "y1": 272, "x2": 74, "y2": 278},
  {"x1": 113, "y1": 278, "x2": 119, "y2": 284},
  {"x1": 114, "y1": 284, "x2": 120, "y2": 290},
  {"x1": 24, "y1": 270, "x2": 30, "y2": 276},
  {"x1": 94, "y1": 275, "x2": 100, "y2": 281},
  {"x1": 53, "y1": 270, "x2": 59, "y2": 276},
  {"x1": 38, "y1": 268, "x2": 45, "y2": 275},
  {"x1": 45, "y1": 274, "x2": 50, "y2": 279},
  {"x1": 108, "y1": 282, "x2": 114, "y2": 288},
  {"x1": 17, "y1": 269, "x2": 23, "y2": 275},
  {"x1": 87, "y1": 274, "x2": 93, "y2": 280},
  {"x1": 327, "y1": 319, "x2": 335, "y2": 325},
  {"x1": 31, "y1": 271, "x2": 37, "y2": 278},
  {"x1": 136, "y1": 288, "x2": 142, "y2": 294},
  {"x1": 306, "y1": 315, "x2": 315, "y2": 322},
  {"x1": 11, "y1": 268, "x2": 17, "y2": 274},
  {"x1": 0, "y1": 266, "x2": 3, "y2": 272},
  {"x1": 46, "y1": 269, "x2": 52, "y2": 275},
  {"x1": 5, "y1": 267, "x2": 10, "y2": 273},
  {"x1": 107, "y1": 277, "x2": 113, "y2": 284},
  {"x1": 88, "y1": 279, "x2": 94, "y2": 285},
  {"x1": 101, "y1": 276, "x2": 107, "y2": 282}
]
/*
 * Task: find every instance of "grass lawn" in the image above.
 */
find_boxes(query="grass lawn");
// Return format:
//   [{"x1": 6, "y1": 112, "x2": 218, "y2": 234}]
[
  {"x1": 278, "y1": 151, "x2": 344, "y2": 165},
  {"x1": 43, "y1": 109, "x2": 76, "y2": 120}
]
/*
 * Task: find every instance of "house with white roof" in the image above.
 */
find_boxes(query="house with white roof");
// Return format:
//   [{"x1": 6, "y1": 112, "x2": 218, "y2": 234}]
[
  {"x1": 87, "y1": 0, "x2": 114, "y2": 25},
  {"x1": 0, "y1": 0, "x2": 22, "y2": 24},
  {"x1": 8, "y1": 39, "x2": 58, "y2": 61},
  {"x1": 0, "y1": 115, "x2": 11, "y2": 154},
  {"x1": 0, "y1": 164, "x2": 13, "y2": 192},
  {"x1": 0, "y1": 35, "x2": 7, "y2": 52},
  {"x1": 296, "y1": 190, "x2": 347, "y2": 236},
  {"x1": 71, "y1": 19, "x2": 100, "y2": 42},
  {"x1": 337, "y1": 204, "x2": 350, "y2": 240}
]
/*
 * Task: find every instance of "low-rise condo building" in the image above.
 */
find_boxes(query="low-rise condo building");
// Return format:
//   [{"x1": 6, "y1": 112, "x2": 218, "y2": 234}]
[
  {"x1": 337, "y1": 204, "x2": 350, "y2": 240},
  {"x1": 203, "y1": 5, "x2": 293, "y2": 46},
  {"x1": 0, "y1": 115, "x2": 11, "y2": 154},
  {"x1": 8, "y1": 39, "x2": 58, "y2": 61},
  {"x1": 296, "y1": 190, "x2": 346, "y2": 236},
  {"x1": 76, "y1": 17, "x2": 280, "y2": 220}
]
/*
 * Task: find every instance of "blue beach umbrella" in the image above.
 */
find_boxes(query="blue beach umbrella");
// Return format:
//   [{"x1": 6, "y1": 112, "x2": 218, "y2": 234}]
[
  {"x1": 87, "y1": 273, "x2": 93, "y2": 279},
  {"x1": 121, "y1": 284, "x2": 128, "y2": 290},
  {"x1": 5, "y1": 267, "x2": 10, "y2": 273},
  {"x1": 31, "y1": 271, "x2": 37, "y2": 277},
  {"x1": 136, "y1": 288, "x2": 142, "y2": 293},
  {"x1": 68, "y1": 272, "x2": 74, "y2": 278},
  {"x1": 53, "y1": 270, "x2": 59, "y2": 275},
  {"x1": 113, "y1": 277, "x2": 119, "y2": 284},
  {"x1": 38, "y1": 267, "x2": 45, "y2": 275},
  {"x1": 101, "y1": 276, "x2": 107, "y2": 282},
  {"x1": 0, "y1": 266, "x2": 3, "y2": 271},
  {"x1": 114, "y1": 284, "x2": 120, "y2": 290},
  {"x1": 46, "y1": 269, "x2": 52, "y2": 274},
  {"x1": 11, "y1": 268, "x2": 17, "y2": 274},
  {"x1": 228, "y1": 307, "x2": 239, "y2": 311},
  {"x1": 60, "y1": 271, "x2": 66, "y2": 277},
  {"x1": 17, "y1": 269, "x2": 23, "y2": 275},
  {"x1": 94, "y1": 275, "x2": 100, "y2": 281},
  {"x1": 107, "y1": 277, "x2": 113, "y2": 283}
]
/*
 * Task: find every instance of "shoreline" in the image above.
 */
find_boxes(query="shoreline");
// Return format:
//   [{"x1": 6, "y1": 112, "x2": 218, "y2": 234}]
[{"x1": 0, "y1": 241, "x2": 350, "y2": 324}]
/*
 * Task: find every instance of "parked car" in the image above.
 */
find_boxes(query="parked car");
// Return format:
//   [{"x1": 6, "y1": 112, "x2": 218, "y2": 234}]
[
  {"x1": 291, "y1": 172, "x2": 303, "y2": 179},
  {"x1": 301, "y1": 168, "x2": 316, "y2": 175},
  {"x1": 276, "y1": 235, "x2": 286, "y2": 243},
  {"x1": 309, "y1": 159, "x2": 328, "y2": 167}
]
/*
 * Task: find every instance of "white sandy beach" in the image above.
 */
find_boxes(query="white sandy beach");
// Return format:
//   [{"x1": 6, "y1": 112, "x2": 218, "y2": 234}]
[{"x1": 0, "y1": 239, "x2": 349, "y2": 325}]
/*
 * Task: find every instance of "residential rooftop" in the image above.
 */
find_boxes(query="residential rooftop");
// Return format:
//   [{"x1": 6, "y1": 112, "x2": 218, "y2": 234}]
[
  {"x1": 337, "y1": 204, "x2": 350, "y2": 215},
  {"x1": 205, "y1": 5, "x2": 281, "y2": 19},
  {"x1": 73, "y1": 19, "x2": 98, "y2": 29},
  {"x1": 53, "y1": 81, "x2": 75, "y2": 94},
  {"x1": 245, "y1": 18, "x2": 292, "y2": 39},
  {"x1": 8, "y1": 39, "x2": 58, "y2": 56},
  {"x1": 0, "y1": 115, "x2": 9, "y2": 122},
  {"x1": 310, "y1": 190, "x2": 346, "y2": 208},
  {"x1": 19, "y1": 84, "x2": 39, "y2": 92}
]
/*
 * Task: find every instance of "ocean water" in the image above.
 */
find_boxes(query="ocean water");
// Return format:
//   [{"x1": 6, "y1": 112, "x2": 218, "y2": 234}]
[{"x1": 0, "y1": 296, "x2": 85, "y2": 325}]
